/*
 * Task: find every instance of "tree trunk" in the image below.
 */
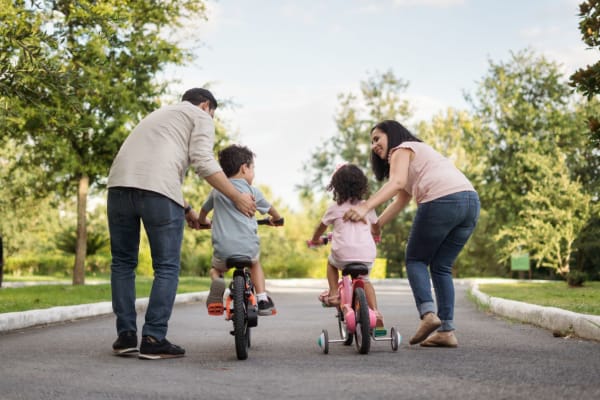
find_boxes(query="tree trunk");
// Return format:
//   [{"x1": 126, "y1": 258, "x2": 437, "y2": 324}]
[{"x1": 73, "y1": 174, "x2": 89, "y2": 285}]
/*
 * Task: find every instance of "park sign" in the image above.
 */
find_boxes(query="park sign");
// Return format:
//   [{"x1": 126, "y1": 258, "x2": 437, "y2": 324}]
[{"x1": 511, "y1": 253, "x2": 530, "y2": 271}]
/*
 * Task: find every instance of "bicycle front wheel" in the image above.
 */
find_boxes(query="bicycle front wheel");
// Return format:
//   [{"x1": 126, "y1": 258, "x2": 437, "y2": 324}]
[{"x1": 233, "y1": 274, "x2": 249, "y2": 360}]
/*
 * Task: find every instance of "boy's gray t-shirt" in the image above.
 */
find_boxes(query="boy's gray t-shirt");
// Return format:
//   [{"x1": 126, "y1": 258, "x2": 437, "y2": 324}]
[{"x1": 202, "y1": 178, "x2": 271, "y2": 260}]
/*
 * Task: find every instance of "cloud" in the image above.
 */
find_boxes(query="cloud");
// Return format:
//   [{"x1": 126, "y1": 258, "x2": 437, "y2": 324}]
[{"x1": 392, "y1": 0, "x2": 465, "y2": 7}]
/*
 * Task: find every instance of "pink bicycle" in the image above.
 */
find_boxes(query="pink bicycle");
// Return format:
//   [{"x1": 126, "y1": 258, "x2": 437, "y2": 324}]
[{"x1": 309, "y1": 236, "x2": 401, "y2": 354}]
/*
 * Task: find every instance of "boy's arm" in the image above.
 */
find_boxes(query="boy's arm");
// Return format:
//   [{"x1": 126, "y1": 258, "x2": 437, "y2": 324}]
[
  {"x1": 198, "y1": 208, "x2": 211, "y2": 226},
  {"x1": 267, "y1": 206, "x2": 282, "y2": 223}
]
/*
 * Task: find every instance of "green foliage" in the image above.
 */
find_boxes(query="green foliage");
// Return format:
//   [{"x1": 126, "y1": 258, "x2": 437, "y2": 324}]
[
  {"x1": 570, "y1": 0, "x2": 600, "y2": 100},
  {"x1": 566, "y1": 270, "x2": 587, "y2": 287},
  {"x1": 299, "y1": 70, "x2": 412, "y2": 194},
  {"x1": 496, "y1": 152, "x2": 592, "y2": 275},
  {"x1": 0, "y1": 0, "x2": 209, "y2": 284},
  {"x1": 5, "y1": 254, "x2": 73, "y2": 277},
  {"x1": 299, "y1": 70, "x2": 414, "y2": 275},
  {"x1": 55, "y1": 227, "x2": 109, "y2": 256}
]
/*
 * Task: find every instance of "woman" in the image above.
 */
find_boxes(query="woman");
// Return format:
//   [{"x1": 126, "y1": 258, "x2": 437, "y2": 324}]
[{"x1": 344, "y1": 120, "x2": 480, "y2": 347}]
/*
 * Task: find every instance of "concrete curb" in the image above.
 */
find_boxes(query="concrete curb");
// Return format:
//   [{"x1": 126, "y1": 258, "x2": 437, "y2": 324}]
[
  {"x1": 469, "y1": 280, "x2": 600, "y2": 342},
  {"x1": 0, "y1": 292, "x2": 207, "y2": 333}
]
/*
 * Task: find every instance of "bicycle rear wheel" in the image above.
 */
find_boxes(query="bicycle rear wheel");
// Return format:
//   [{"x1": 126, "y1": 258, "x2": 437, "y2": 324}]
[
  {"x1": 233, "y1": 274, "x2": 249, "y2": 360},
  {"x1": 353, "y1": 287, "x2": 371, "y2": 354}
]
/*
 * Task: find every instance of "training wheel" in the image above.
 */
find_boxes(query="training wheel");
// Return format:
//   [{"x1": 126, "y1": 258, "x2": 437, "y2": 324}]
[
  {"x1": 390, "y1": 327, "x2": 402, "y2": 351},
  {"x1": 318, "y1": 329, "x2": 329, "y2": 354}
]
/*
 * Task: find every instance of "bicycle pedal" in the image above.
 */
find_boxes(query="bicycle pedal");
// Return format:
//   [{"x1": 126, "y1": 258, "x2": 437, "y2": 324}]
[{"x1": 374, "y1": 327, "x2": 387, "y2": 337}]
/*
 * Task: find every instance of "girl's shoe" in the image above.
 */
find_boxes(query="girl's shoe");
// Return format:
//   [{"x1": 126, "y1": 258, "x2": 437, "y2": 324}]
[
  {"x1": 420, "y1": 331, "x2": 458, "y2": 348},
  {"x1": 409, "y1": 312, "x2": 441, "y2": 345},
  {"x1": 318, "y1": 290, "x2": 340, "y2": 307}
]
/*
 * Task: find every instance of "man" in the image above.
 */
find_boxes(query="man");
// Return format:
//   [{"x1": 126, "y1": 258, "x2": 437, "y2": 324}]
[{"x1": 107, "y1": 88, "x2": 256, "y2": 360}]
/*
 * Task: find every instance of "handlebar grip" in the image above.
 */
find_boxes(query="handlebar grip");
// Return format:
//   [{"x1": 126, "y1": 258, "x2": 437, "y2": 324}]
[{"x1": 257, "y1": 217, "x2": 284, "y2": 226}]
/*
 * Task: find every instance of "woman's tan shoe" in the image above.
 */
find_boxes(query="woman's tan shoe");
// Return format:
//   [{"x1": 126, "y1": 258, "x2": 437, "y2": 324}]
[
  {"x1": 420, "y1": 331, "x2": 458, "y2": 348},
  {"x1": 409, "y1": 312, "x2": 442, "y2": 345}
]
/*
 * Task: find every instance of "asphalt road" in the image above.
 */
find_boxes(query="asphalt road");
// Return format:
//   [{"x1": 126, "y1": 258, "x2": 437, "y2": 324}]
[{"x1": 1, "y1": 280, "x2": 599, "y2": 400}]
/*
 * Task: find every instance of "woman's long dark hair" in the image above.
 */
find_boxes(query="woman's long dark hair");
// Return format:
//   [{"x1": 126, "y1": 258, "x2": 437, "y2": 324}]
[{"x1": 370, "y1": 120, "x2": 422, "y2": 181}]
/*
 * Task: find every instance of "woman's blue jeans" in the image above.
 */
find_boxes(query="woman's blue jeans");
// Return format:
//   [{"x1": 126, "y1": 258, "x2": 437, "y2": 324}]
[
  {"x1": 107, "y1": 187, "x2": 184, "y2": 341},
  {"x1": 405, "y1": 191, "x2": 480, "y2": 332}
]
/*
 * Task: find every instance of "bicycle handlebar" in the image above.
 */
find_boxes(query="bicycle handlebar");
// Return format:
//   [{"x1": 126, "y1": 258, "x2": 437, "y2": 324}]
[
  {"x1": 199, "y1": 217, "x2": 284, "y2": 229},
  {"x1": 257, "y1": 217, "x2": 284, "y2": 226}
]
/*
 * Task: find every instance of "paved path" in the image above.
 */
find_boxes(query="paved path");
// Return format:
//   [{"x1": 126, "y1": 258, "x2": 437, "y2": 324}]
[{"x1": 1, "y1": 280, "x2": 599, "y2": 399}]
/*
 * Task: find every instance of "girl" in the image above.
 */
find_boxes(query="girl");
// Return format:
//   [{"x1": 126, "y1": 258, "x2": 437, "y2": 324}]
[
  {"x1": 344, "y1": 120, "x2": 480, "y2": 347},
  {"x1": 309, "y1": 164, "x2": 383, "y2": 325}
]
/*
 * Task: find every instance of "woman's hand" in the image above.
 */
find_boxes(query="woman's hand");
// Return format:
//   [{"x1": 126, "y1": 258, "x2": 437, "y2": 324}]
[{"x1": 343, "y1": 203, "x2": 370, "y2": 223}]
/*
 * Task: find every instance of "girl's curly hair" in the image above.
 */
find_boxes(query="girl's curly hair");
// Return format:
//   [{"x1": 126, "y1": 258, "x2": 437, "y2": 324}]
[{"x1": 327, "y1": 164, "x2": 368, "y2": 205}]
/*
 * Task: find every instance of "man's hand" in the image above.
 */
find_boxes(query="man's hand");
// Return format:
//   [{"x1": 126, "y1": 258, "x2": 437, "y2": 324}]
[
  {"x1": 234, "y1": 192, "x2": 256, "y2": 217},
  {"x1": 185, "y1": 209, "x2": 202, "y2": 230}
]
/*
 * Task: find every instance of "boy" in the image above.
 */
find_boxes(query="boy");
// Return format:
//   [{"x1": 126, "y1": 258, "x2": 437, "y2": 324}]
[{"x1": 198, "y1": 144, "x2": 282, "y2": 316}]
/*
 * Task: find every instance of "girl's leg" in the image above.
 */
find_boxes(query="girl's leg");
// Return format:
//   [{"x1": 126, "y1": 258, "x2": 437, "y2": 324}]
[{"x1": 327, "y1": 262, "x2": 340, "y2": 297}]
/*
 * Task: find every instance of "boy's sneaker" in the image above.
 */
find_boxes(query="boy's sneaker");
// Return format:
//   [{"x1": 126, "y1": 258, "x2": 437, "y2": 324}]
[
  {"x1": 258, "y1": 296, "x2": 276, "y2": 316},
  {"x1": 206, "y1": 278, "x2": 226, "y2": 316},
  {"x1": 112, "y1": 331, "x2": 138, "y2": 356},
  {"x1": 138, "y1": 336, "x2": 185, "y2": 360}
]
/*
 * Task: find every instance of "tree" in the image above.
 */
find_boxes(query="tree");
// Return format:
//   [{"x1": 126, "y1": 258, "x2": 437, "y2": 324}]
[
  {"x1": 0, "y1": 0, "x2": 207, "y2": 284},
  {"x1": 299, "y1": 70, "x2": 412, "y2": 195},
  {"x1": 496, "y1": 152, "x2": 592, "y2": 276},
  {"x1": 414, "y1": 109, "x2": 501, "y2": 276},
  {"x1": 466, "y1": 49, "x2": 599, "y2": 276},
  {"x1": 464, "y1": 50, "x2": 585, "y2": 265},
  {"x1": 570, "y1": 0, "x2": 600, "y2": 146},
  {"x1": 300, "y1": 70, "x2": 413, "y2": 277}
]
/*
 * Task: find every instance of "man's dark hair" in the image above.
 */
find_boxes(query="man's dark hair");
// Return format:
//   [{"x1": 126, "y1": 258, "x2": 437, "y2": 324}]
[
  {"x1": 181, "y1": 88, "x2": 218, "y2": 110},
  {"x1": 218, "y1": 145, "x2": 255, "y2": 177}
]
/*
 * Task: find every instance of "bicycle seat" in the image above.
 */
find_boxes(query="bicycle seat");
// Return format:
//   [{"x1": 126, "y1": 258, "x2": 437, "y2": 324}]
[
  {"x1": 226, "y1": 256, "x2": 253, "y2": 269},
  {"x1": 341, "y1": 263, "x2": 369, "y2": 278}
]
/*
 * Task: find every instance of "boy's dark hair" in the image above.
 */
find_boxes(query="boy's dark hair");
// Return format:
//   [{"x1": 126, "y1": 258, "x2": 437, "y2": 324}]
[
  {"x1": 181, "y1": 88, "x2": 218, "y2": 110},
  {"x1": 218, "y1": 144, "x2": 255, "y2": 177},
  {"x1": 370, "y1": 119, "x2": 422, "y2": 182},
  {"x1": 327, "y1": 164, "x2": 369, "y2": 205}
]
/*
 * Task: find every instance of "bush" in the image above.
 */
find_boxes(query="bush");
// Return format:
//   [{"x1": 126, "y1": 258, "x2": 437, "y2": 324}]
[
  {"x1": 5, "y1": 254, "x2": 73, "y2": 276},
  {"x1": 566, "y1": 270, "x2": 587, "y2": 287}
]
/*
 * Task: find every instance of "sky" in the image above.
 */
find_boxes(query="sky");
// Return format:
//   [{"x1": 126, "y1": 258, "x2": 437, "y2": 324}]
[{"x1": 166, "y1": 0, "x2": 596, "y2": 211}]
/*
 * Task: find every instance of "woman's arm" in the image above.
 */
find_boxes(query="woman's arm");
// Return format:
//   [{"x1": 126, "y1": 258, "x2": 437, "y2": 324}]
[{"x1": 377, "y1": 190, "x2": 411, "y2": 227}]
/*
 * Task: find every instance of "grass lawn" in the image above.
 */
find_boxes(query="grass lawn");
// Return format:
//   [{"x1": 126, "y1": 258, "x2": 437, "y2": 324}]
[
  {"x1": 0, "y1": 276, "x2": 211, "y2": 314},
  {"x1": 478, "y1": 280, "x2": 600, "y2": 316}
]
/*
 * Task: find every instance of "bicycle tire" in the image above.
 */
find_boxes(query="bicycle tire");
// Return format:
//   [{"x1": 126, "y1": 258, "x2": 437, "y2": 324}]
[
  {"x1": 233, "y1": 274, "x2": 249, "y2": 360},
  {"x1": 338, "y1": 310, "x2": 353, "y2": 346},
  {"x1": 353, "y1": 287, "x2": 371, "y2": 354}
]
